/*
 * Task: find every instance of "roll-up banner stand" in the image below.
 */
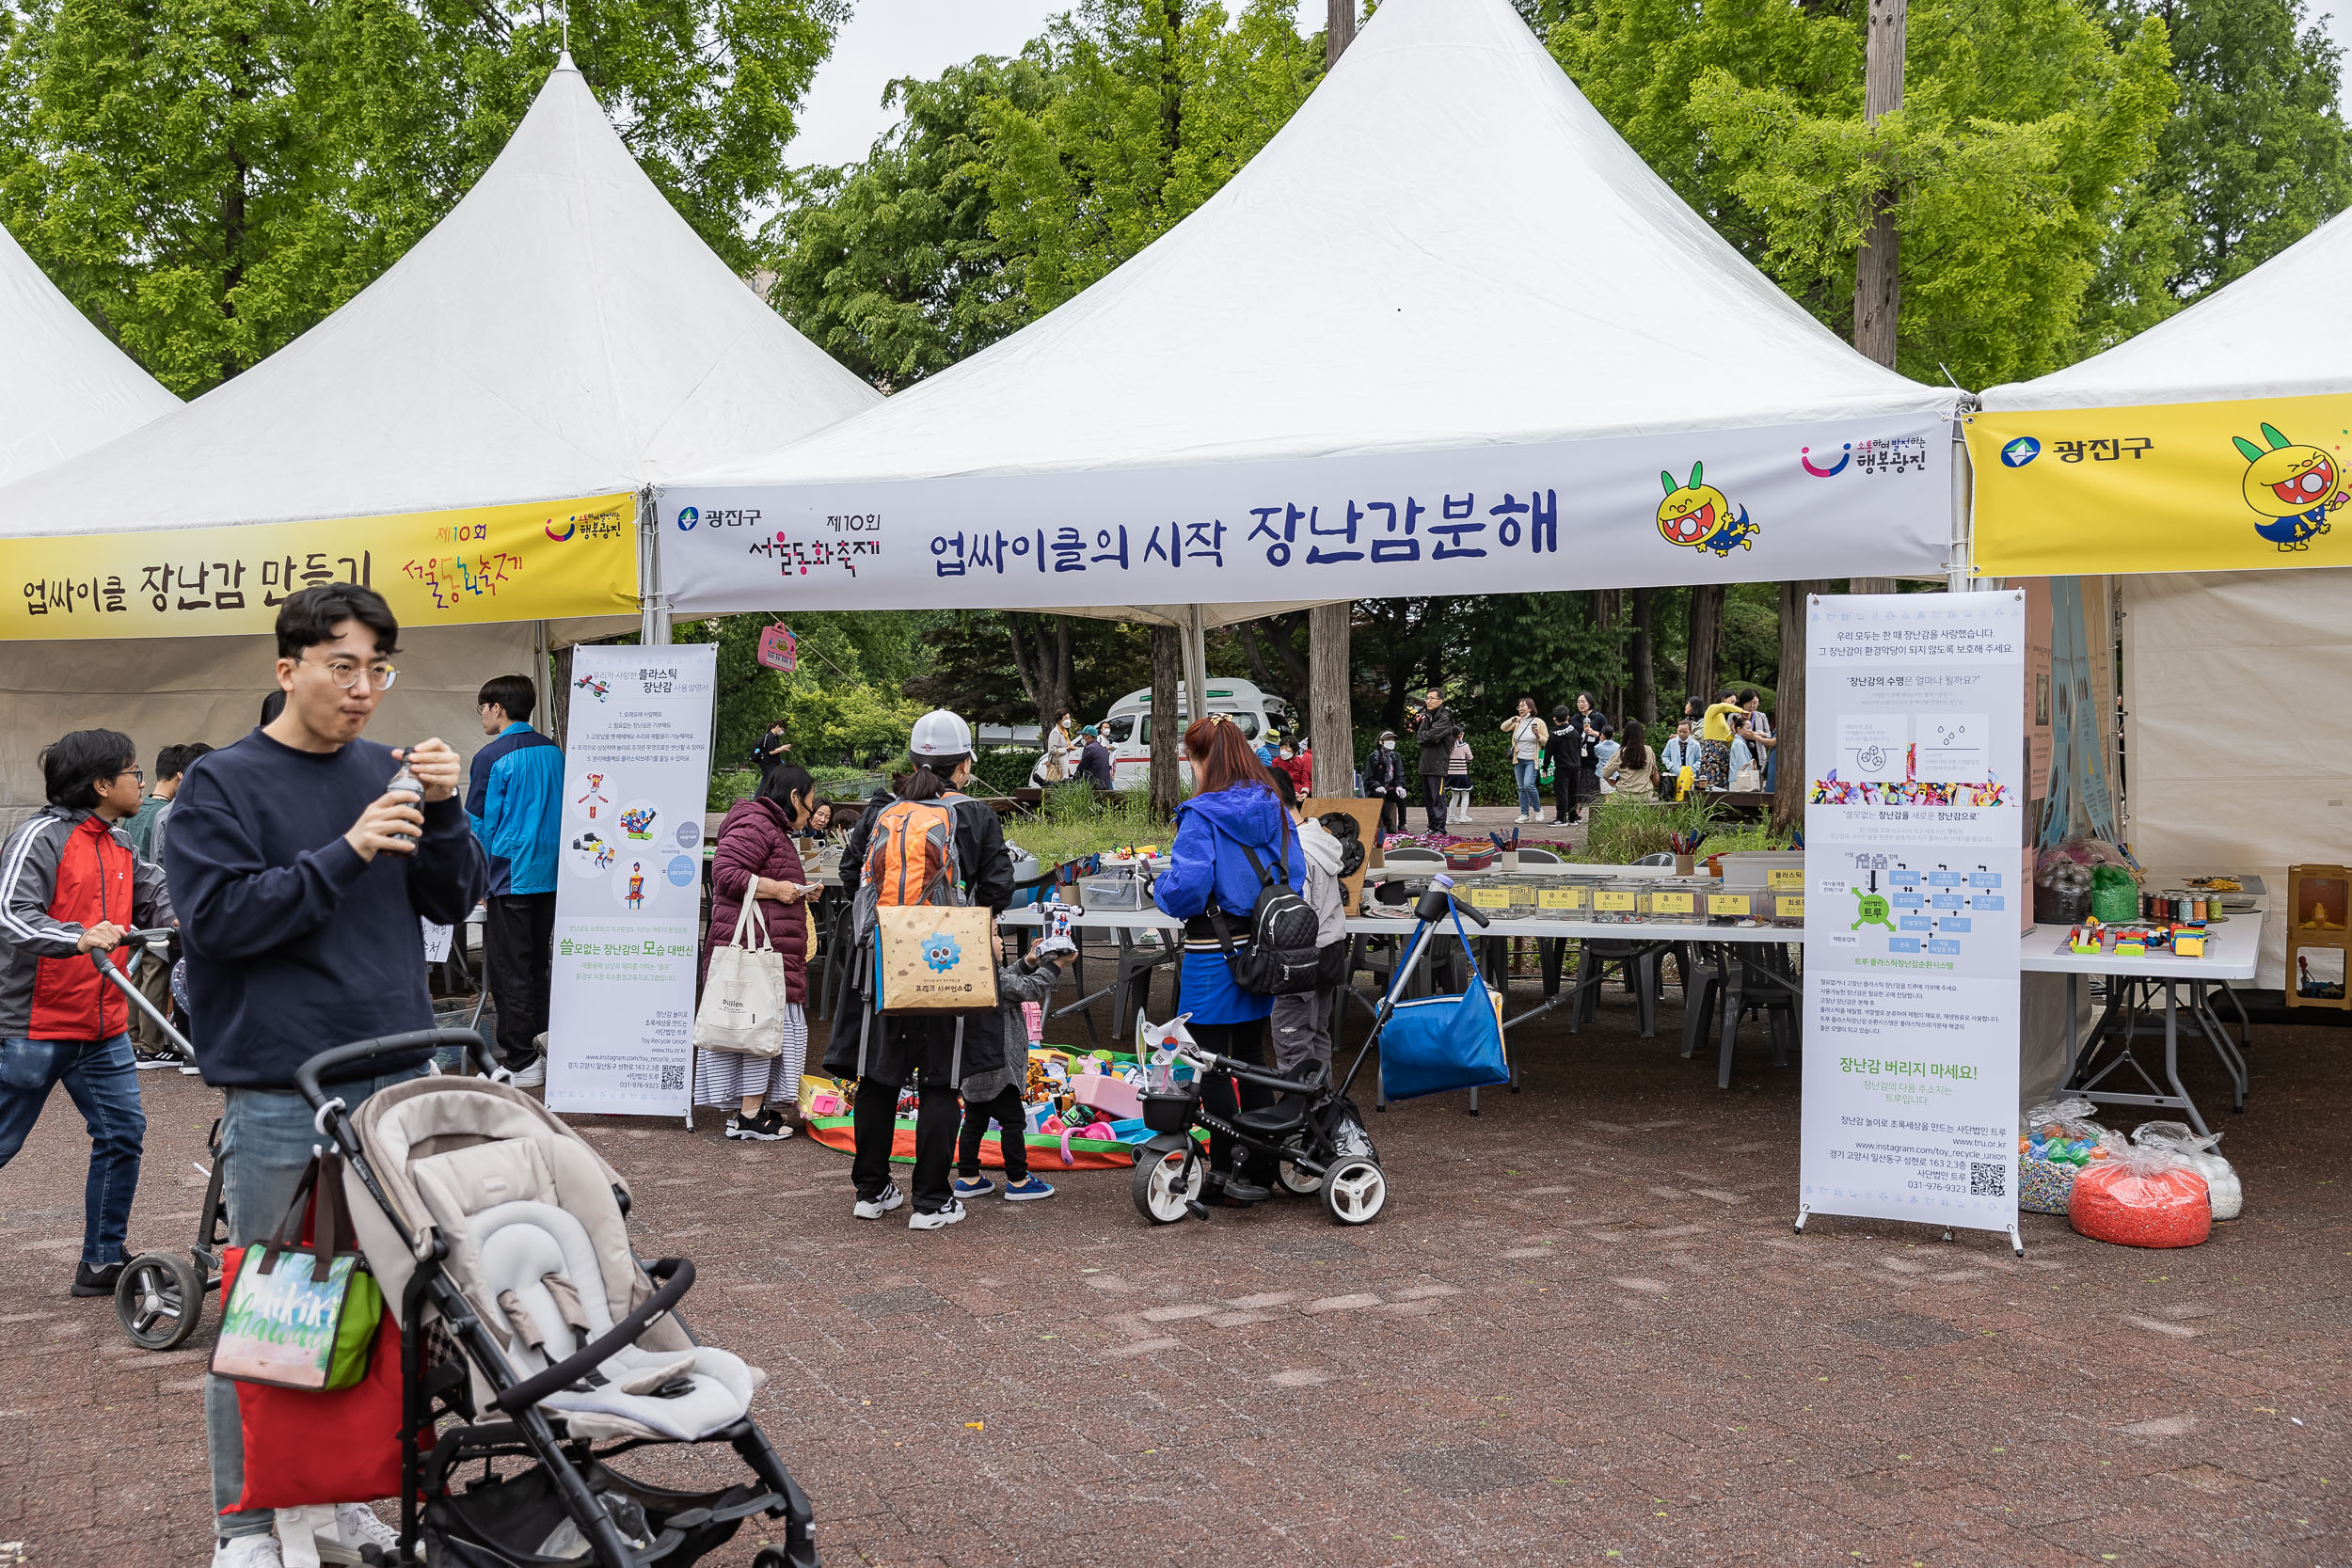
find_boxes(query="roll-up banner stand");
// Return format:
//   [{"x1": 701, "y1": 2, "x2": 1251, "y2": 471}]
[
  {"x1": 546, "y1": 643, "x2": 718, "y2": 1118},
  {"x1": 1799, "y1": 591, "x2": 2026, "y2": 1255}
]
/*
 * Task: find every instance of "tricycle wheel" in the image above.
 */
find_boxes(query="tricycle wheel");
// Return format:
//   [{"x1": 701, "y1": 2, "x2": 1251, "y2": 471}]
[
  {"x1": 116, "y1": 1249, "x2": 204, "y2": 1350},
  {"x1": 1275, "y1": 1137, "x2": 1323, "y2": 1196},
  {"x1": 1322, "y1": 1156, "x2": 1389, "y2": 1226},
  {"x1": 1132, "y1": 1142, "x2": 1203, "y2": 1224}
]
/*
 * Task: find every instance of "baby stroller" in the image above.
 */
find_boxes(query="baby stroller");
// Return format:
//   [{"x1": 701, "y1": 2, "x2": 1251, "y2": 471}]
[
  {"x1": 1131, "y1": 1041, "x2": 1385, "y2": 1227},
  {"x1": 296, "y1": 1029, "x2": 818, "y2": 1567}
]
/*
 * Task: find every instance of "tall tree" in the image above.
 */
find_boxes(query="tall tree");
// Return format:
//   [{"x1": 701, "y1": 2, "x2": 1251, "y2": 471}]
[
  {"x1": 1550, "y1": 0, "x2": 2182, "y2": 386},
  {"x1": 2101, "y1": 0, "x2": 2352, "y2": 300},
  {"x1": 1149, "y1": 625, "x2": 1183, "y2": 816},
  {"x1": 1686, "y1": 582, "x2": 1724, "y2": 711},
  {"x1": 1629, "y1": 587, "x2": 1657, "y2": 724},
  {"x1": 0, "y1": 0, "x2": 846, "y2": 395},
  {"x1": 1004, "y1": 612, "x2": 1077, "y2": 741}
]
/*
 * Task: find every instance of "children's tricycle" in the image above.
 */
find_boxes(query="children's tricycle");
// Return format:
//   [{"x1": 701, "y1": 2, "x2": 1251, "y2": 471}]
[{"x1": 1130, "y1": 1048, "x2": 1385, "y2": 1226}]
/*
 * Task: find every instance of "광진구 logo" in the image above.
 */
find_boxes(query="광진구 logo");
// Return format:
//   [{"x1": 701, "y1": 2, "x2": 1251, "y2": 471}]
[
  {"x1": 675, "y1": 506, "x2": 700, "y2": 531},
  {"x1": 1999, "y1": 437, "x2": 2041, "y2": 467}
]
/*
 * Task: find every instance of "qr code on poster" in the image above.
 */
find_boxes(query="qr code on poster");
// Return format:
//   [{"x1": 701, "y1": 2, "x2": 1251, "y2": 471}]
[
  {"x1": 660, "y1": 1064, "x2": 685, "y2": 1091},
  {"x1": 1969, "y1": 1162, "x2": 2006, "y2": 1196}
]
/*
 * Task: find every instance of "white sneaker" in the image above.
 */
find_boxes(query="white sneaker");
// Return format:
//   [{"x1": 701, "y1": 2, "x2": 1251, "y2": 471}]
[
  {"x1": 316, "y1": 1503, "x2": 405, "y2": 1565},
  {"x1": 908, "y1": 1198, "x2": 966, "y2": 1231},
  {"x1": 213, "y1": 1536, "x2": 282, "y2": 1568},
  {"x1": 504, "y1": 1055, "x2": 546, "y2": 1089},
  {"x1": 1515, "y1": 813, "x2": 1528, "y2": 824},
  {"x1": 853, "y1": 1182, "x2": 905, "y2": 1220}
]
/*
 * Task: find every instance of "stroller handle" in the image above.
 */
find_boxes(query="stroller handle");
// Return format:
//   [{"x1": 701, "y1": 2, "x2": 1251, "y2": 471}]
[
  {"x1": 294, "y1": 1029, "x2": 499, "y2": 1106},
  {"x1": 491, "y1": 1257, "x2": 695, "y2": 1415}
]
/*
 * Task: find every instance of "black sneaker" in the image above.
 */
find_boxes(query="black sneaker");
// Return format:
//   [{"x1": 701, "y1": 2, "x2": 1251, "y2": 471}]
[
  {"x1": 72, "y1": 1259, "x2": 123, "y2": 1298},
  {"x1": 725, "y1": 1106, "x2": 792, "y2": 1142}
]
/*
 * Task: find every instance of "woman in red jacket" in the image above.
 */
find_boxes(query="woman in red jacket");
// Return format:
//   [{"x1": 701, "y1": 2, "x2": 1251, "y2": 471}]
[{"x1": 697, "y1": 764, "x2": 819, "y2": 1140}]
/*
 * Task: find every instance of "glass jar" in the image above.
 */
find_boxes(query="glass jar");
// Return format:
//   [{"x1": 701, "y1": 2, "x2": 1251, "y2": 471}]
[
  {"x1": 1590, "y1": 879, "x2": 1642, "y2": 925},
  {"x1": 1763, "y1": 890, "x2": 1807, "y2": 927},
  {"x1": 1534, "y1": 879, "x2": 1591, "y2": 921},
  {"x1": 1641, "y1": 879, "x2": 1705, "y2": 925},
  {"x1": 1706, "y1": 887, "x2": 1756, "y2": 926}
]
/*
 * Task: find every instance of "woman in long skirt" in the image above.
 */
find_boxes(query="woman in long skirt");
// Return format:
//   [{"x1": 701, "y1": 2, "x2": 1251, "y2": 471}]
[{"x1": 697, "y1": 765, "x2": 820, "y2": 1139}]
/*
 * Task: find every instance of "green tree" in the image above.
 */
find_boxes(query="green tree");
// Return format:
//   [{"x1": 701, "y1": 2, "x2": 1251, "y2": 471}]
[
  {"x1": 0, "y1": 0, "x2": 845, "y2": 394},
  {"x1": 1549, "y1": 0, "x2": 2182, "y2": 386},
  {"x1": 2101, "y1": 0, "x2": 2351, "y2": 299}
]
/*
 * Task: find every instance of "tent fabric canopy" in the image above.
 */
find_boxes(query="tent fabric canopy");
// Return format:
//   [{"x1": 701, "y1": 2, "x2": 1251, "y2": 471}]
[
  {"x1": 0, "y1": 54, "x2": 879, "y2": 541},
  {"x1": 684, "y1": 0, "x2": 1948, "y2": 490},
  {"x1": 1979, "y1": 208, "x2": 2352, "y2": 412},
  {"x1": 659, "y1": 0, "x2": 1959, "y2": 621},
  {"x1": 0, "y1": 222, "x2": 179, "y2": 489}
]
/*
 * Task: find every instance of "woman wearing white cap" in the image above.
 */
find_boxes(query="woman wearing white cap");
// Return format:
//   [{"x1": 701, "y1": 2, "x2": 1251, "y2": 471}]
[{"x1": 823, "y1": 710, "x2": 1015, "y2": 1230}]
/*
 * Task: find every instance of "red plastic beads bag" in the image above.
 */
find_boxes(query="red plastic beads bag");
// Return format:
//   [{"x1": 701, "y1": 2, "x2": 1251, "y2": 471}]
[{"x1": 2069, "y1": 1159, "x2": 2212, "y2": 1248}]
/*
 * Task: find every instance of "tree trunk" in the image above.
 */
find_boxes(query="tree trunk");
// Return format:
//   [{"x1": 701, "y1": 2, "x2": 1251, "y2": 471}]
[
  {"x1": 1687, "y1": 583, "x2": 1724, "y2": 708},
  {"x1": 1771, "y1": 580, "x2": 1827, "y2": 837},
  {"x1": 1327, "y1": 0, "x2": 1357, "y2": 66},
  {"x1": 548, "y1": 642, "x2": 574, "y2": 750},
  {"x1": 1854, "y1": 0, "x2": 1905, "y2": 368},
  {"x1": 1150, "y1": 626, "x2": 1183, "y2": 819},
  {"x1": 1592, "y1": 589, "x2": 1622, "y2": 720},
  {"x1": 1630, "y1": 588, "x2": 1657, "y2": 725},
  {"x1": 1004, "y1": 615, "x2": 1050, "y2": 741},
  {"x1": 1309, "y1": 601, "x2": 1351, "y2": 797},
  {"x1": 1849, "y1": 578, "x2": 1898, "y2": 595}
]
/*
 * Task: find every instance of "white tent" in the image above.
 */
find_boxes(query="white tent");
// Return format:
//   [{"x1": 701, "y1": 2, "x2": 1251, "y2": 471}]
[
  {"x1": 0, "y1": 223, "x2": 180, "y2": 488},
  {"x1": 1977, "y1": 214, "x2": 2352, "y2": 992},
  {"x1": 0, "y1": 55, "x2": 880, "y2": 818},
  {"x1": 659, "y1": 0, "x2": 1963, "y2": 635}
]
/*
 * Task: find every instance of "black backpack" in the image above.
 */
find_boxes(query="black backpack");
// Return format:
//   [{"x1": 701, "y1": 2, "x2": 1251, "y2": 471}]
[{"x1": 1206, "y1": 836, "x2": 1324, "y2": 995}]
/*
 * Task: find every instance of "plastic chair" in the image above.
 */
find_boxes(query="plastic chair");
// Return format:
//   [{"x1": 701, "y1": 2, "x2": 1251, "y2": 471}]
[
  {"x1": 1516, "y1": 847, "x2": 1564, "y2": 864},
  {"x1": 1382, "y1": 847, "x2": 1444, "y2": 863}
]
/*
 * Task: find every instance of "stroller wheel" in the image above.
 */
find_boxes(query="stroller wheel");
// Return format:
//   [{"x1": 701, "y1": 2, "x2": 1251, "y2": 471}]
[
  {"x1": 1321, "y1": 1156, "x2": 1389, "y2": 1226},
  {"x1": 1132, "y1": 1144, "x2": 1204, "y2": 1225},
  {"x1": 116, "y1": 1249, "x2": 204, "y2": 1350},
  {"x1": 1275, "y1": 1138, "x2": 1324, "y2": 1196}
]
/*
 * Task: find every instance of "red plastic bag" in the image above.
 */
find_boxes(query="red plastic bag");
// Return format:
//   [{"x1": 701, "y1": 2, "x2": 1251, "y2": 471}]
[
  {"x1": 2069, "y1": 1160, "x2": 2212, "y2": 1248},
  {"x1": 219, "y1": 1246, "x2": 414, "y2": 1512}
]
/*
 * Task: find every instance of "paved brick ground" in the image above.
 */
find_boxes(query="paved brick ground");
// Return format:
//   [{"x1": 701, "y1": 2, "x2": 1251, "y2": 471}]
[{"x1": 1, "y1": 968, "x2": 2344, "y2": 1567}]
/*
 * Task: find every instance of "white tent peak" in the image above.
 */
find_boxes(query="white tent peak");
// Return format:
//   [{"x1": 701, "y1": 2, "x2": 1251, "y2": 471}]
[
  {"x1": 683, "y1": 0, "x2": 1950, "y2": 491},
  {"x1": 557, "y1": 48, "x2": 577, "y2": 71},
  {"x1": 0, "y1": 56, "x2": 877, "y2": 538},
  {"x1": 1982, "y1": 205, "x2": 2352, "y2": 412},
  {"x1": 0, "y1": 221, "x2": 179, "y2": 489}
]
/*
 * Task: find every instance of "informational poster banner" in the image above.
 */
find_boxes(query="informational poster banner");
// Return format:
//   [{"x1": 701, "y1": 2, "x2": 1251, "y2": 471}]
[
  {"x1": 546, "y1": 643, "x2": 717, "y2": 1117},
  {"x1": 658, "y1": 414, "x2": 1953, "y2": 615},
  {"x1": 1800, "y1": 591, "x2": 2026, "y2": 1249},
  {"x1": 2, "y1": 493, "x2": 638, "y2": 641}
]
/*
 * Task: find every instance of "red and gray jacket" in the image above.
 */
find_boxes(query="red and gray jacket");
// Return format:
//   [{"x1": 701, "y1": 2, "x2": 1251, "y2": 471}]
[{"x1": 0, "y1": 806, "x2": 173, "y2": 1040}]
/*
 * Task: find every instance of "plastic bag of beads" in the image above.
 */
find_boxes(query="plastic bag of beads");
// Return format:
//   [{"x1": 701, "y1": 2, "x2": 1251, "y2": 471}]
[
  {"x1": 2130, "y1": 1121, "x2": 2242, "y2": 1221},
  {"x1": 2017, "y1": 1097, "x2": 2110, "y2": 1214},
  {"x1": 2069, "y1": 1141, "x2": 2212, "y2": 1248}
]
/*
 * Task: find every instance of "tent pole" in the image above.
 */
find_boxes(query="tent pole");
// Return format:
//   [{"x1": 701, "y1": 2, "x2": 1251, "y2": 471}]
[
  {"x1": 637, "y1": 487, "x2": 670, "y2": 646},
  {"x1": 1947, "y1": 417, "x2": 1974, "y2": 593},
  {"x1": 1181, "y1": 607, "x2": 1211, "y2": 733}
]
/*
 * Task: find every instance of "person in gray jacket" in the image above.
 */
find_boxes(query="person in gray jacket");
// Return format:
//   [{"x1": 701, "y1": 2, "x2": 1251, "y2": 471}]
[
  {"x1": 952, "y1": 940, "x2": 1075, "y2": 1203},
  {"x1": 1266, "y1": 770, "x2": 1350, "y2": 1074}
]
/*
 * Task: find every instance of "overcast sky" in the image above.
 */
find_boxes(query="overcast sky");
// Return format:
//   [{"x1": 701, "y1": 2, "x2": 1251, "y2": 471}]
[{"x1": 784, "y1": 0, "x2": 2352, "y2": 171}]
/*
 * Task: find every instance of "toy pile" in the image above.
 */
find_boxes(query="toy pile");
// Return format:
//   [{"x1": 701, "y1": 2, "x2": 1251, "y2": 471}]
[
  {"x1": 796, "y1": 1047, "x2": 1193, "y2": 1170},
  {"x1": 2013, "y1": 1098, "x2": 2244, "y2": 1244},
  {"x1": 2017, "y1": 1097, "x2": 2110, "y2": 1213}
]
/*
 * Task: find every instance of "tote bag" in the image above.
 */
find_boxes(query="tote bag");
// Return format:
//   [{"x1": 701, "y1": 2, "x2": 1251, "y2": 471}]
[
  {"x1": 874, "y1": 904, "x2": 1000, "y2": 1012},
  {"x1": 1375, "y1": 911, "x2": 1511, "y2": 1101},
  {"x1": 211, "y1": 1152, "x2": 382, "y2": 1391},
  {"x1": 695, "y1": 895, "x2": 788, "y2": 1055}
]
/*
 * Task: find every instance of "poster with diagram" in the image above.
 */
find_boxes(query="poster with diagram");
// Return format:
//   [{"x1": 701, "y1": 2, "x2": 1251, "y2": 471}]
[
  {"x1": 546, "y1": 643, "x2": 717, "y2": 1117},
  {"x1": 1800, "y1": 591, "x2": 2026, "y2": 1244}
]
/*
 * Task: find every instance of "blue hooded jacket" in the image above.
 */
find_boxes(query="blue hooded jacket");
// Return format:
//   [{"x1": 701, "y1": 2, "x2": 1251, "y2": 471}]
[{"x1": 1153, "y1": 781, "x2": 1303, "y2": 1025}]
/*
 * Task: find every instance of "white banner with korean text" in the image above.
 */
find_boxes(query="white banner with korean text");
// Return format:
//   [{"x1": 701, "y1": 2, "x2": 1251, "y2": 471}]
[
  {"x1": 657, "y1": 415, "x2": 1953, "y2": 613},
  {"x1": 546, "y1": 644, "x2": 717, "y2": 1118},
  {"x1": 1801, "y1": 592, "x2": 2025, "y2": 1246}
]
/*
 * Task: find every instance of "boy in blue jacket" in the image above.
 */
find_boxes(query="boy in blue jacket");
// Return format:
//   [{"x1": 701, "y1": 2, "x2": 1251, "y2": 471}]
[{"x1": 468, "y1": 674, "x2": 564, "y2": 1085}]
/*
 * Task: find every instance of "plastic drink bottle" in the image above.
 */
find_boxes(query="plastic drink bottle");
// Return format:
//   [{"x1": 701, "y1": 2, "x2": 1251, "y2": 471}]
[{"x1": 386, "y1": 755, "x2": 424, "y2": 843}]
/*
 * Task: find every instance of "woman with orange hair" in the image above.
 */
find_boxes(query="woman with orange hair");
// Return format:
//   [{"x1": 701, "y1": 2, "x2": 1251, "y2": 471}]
[{"x1": 1151, "y1": 714, "x2": 1303, "y2": 1204}]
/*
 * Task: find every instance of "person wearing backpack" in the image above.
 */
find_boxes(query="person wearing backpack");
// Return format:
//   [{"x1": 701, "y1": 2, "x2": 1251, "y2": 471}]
[
  {"x1": 824, "y1": 711, "x2": 1014, "y2": 1231},
  {"x1": 1264, "y1": 769, "x2": 1353, "y2": 1078},
  {"x1": 1151, "y1": 713, "x2": 1307, "y2": 1205}
]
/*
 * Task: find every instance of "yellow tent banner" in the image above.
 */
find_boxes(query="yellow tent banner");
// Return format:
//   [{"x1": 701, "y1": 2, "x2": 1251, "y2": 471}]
[
  {"x1": 1967, "y1": 394, "x2": 2352, "y2": 577},
  {"x1": 2, "y1": 494, "x2": 639, "y2": 640}
]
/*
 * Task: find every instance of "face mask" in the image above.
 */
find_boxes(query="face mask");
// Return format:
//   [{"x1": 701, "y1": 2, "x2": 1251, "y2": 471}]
[{"x1": 1382, "y1": 740, "x2": 1396, "y2": 751}]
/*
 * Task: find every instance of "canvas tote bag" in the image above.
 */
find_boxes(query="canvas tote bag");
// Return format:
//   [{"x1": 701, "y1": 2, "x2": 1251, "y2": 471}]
[{"x1": 695, "y1": 895, "x2": 788, "y2": 1056}]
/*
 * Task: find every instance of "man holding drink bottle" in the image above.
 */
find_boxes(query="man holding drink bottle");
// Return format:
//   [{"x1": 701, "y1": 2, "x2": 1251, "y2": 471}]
[{"x1": 165, "y1": 582, "x2": 485, "y2": 1568}]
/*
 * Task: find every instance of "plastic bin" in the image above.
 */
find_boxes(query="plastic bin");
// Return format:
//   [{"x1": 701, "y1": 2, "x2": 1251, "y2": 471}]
[
  {"x1": 1078, "y1": 873, "x2": 1148, "y2": 911},
  {"x1": 1717, "y1": 850, "x2": 1805, "y2": 891}
]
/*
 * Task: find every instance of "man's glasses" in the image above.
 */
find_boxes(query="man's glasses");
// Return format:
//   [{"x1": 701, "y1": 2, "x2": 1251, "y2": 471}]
[
  {"x1": 303, "y1": 655, "x2": 399, "y2": 690},
  {"x1": 113, "y1": 768, "x2": 144, "y2": 784}
]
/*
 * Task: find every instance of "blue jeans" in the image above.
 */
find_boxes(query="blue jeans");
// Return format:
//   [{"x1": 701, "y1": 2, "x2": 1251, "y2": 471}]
[
  {"x1": 0, "y1": 1033, "x2": 144, "y2": 1267},
  {"x1": 1513, "y1": 759, "x2": 1541, "y2": 815},
  {"x1": 208, "y1": 1068, "x2": 422, "y2": 1536}
]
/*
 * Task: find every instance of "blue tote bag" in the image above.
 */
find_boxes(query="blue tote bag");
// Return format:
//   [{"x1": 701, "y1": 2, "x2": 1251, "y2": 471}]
[{"x1": 1376, "y1": 911, "x2": 1510, "y2": 1101}]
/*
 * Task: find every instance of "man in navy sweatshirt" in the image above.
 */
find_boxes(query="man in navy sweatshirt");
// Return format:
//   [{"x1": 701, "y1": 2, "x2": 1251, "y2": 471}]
[{"x1": 165, "y1": 582, "x2": 484, "y2": 1568}]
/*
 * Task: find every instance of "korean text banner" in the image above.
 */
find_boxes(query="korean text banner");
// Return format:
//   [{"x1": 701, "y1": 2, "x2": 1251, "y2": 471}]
[
  {"x1": 1968, "y1": 394, "x2": 2352, "y2": 577},
  {"x1": 659, "y1": 416, "x2": 1953, "y2": 613},
  {"x1": 1801, "y1": 591, "x2": 2025, "y2": 1245},
  {"x1": 546, "y1": 643, "x2": 718, "y2": 1119},
  {"x1": 2, "y1": 494, "x2": 638, "y2": 640}
]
